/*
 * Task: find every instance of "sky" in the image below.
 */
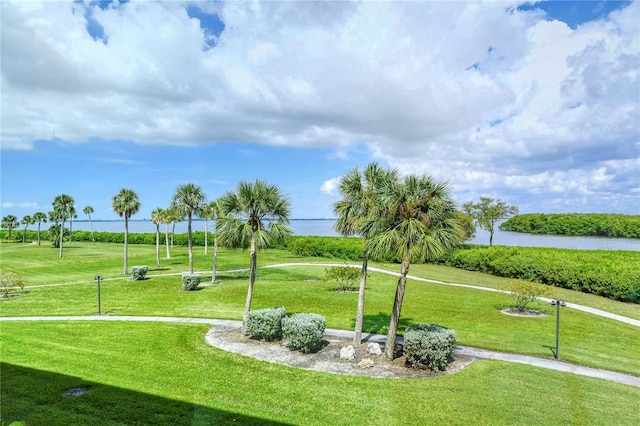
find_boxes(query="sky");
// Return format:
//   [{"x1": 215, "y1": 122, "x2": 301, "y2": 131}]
[{"x1": 1, "y1": 0, "x2": 638, "y2": 221}]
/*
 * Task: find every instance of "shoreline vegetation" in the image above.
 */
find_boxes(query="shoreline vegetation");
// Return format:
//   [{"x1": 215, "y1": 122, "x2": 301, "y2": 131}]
[
  {"x1": 500, "y1": 213, "x2": 640, "y2": 239},
  {"x1": 1, "y1": 232, "x2": 638, "y2": 304}
]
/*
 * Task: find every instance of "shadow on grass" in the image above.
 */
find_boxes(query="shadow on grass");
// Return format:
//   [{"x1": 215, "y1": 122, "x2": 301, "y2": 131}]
[
  {"x1": 1, "y1": 363, "x2": 291, "y2": 425},
  {"x1": 358, "y1": 312, "x2": 413, "y2": 338}
]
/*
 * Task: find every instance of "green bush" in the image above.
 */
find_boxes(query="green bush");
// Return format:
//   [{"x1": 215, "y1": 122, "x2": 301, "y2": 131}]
[
  {"x1": 131, "y1": 266, "x2": 148, "y2": 281},
  {"x1": 403, "y1": 324, "x2": 456, "y2": 371},
  {"x1": 440, "y1": 245, "x2": 640, "y2": 303},
  {"x1": 246, "y1": 307, "x2": 286, "y2": 341},
  {"x1": 325, "y1": 265, "x2": 361, "y2": 291},
  {"x1": 281, "y1": 313, "x2": 326, "y2": 353},
  {"x1": 181, "y1": 273, "x2": 201, "y2": 291},
  {"x1": 500, "y1": 213, "x2": 640, "y2": 238},
  {"x1": 505, "y1": 279, "x2": 553, "y2": 311}
]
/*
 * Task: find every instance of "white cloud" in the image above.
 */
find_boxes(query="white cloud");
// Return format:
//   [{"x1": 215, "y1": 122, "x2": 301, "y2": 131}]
[
  {"x1": 320, "y1": 177, "x2": 341, "y2": 196},
  {"x1": 1, "y1": 0, "x2": 638, "y2": 212},
  {"x1": 1, "y1": 202, "x2": 39, "y2": 210}
]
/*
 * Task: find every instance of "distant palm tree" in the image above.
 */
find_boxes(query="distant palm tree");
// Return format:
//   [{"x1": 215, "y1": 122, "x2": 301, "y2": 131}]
[
  {"x1": 83, "y1": 206, "x2": 95, "y2": 244},
  {"x1": 112, "y1": 188, "x2": 141, "y2": 275},
  {"x1": 200, "y1": 200, "x2": 219, "y2": 255},
  {"x1": 333, "y1": 162, "x2": 398, "y2": 344},
  {"x1": 151, "y1": 207, "x2": 164, "y2": 268},
  {"x1": 32, "y1": 212, "x2": 47, "y2": 245},
  {"x1": 52, "y1": 194, "x2": 75, "y2": 258},
  {"x1": 1, "y1": 215, "x2": 19, "y2": 240},
  {"x1": 166, "y1": 206, "x2": 183, "y2": 248},
  {"x1": 68, "y1": 207, "x2": 78, "y2": 243},
  {"x1": 171, "y1": 183, "x2": 207, "y2": 274},
  {"x1": 216, "y1": 180, "x2": 292, "y2": 335},
  {"x1": 158, "y1": 208, "x2": 171, "y2": 259},
  {"x1": 202, "y1": 200, "x2": 221, "y2": 283},
  {"x1": 366, "y1": 174, "x2": 461, "y2": 360},
  {"x1": 21, "y1": 215, "x2": 33, "y2": 243}
]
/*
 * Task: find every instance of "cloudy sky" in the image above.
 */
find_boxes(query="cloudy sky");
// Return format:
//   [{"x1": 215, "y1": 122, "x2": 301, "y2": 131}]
[{"x1": 1, "y1": 0, "x2": 638, "y2": 221}]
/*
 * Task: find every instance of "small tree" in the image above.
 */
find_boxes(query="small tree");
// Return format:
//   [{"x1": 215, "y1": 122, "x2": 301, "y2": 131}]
[
  {"x1": 83, "y1": 206, "x2": 96, "y2": 244},
  {"x1": 0, "y1": 272, "x2": 25, "y2": 297},
  {"x1": 505, "y1": 279, "x2": 553, "y2": 311},
  {"x1": 325, "y1": 265, "x2": 361, "y2": 291},
  {"x1": 463, "y1": 197, "x2": 518, "y2": 246},
  {"x1": 21, "y1": 215, "x2": 33, "y2": 243},
  {"x1": 1, "y1": 215, "x2": 20, "y2": 240},
  {"x1": 32, "y1": 212, "x2": 48, "y2": 245}
]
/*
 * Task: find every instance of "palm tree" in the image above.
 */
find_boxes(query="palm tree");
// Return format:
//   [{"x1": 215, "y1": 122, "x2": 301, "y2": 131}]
[
  {"x1": 68, "y1": 207, "x2": 78, "y2": 243},
  {"x1": 166, "y1": 206, "x2": 183, "y2": 248},
  {"x1": 204, "y1": 200, "x2": 221, "y2": 283},
  {"x1": 112, "y1": 188, "x2": 140, "y2": 275},
  {"x1": 200, "y1": 201, "x2": 219, "y2": 255},
  {"x1": 216, "y1": 180, "x2": 293, "y2": 335},
  {"x1": 366, "y1": 174, "x2": 461, "y2": 360},
  {"x1": 171, "y1": 183, "x2": 207, "y2": 274},
  {"x1": 52, "y1": 194, "x2": 75, "y2": 257},
  {"x1": 151, "y1": 207, "x2": 164, "y2": 268},
  {"x1": 333, "y1": 162, "x2": 399, "y2": 344},
  {"x1": 83, "y1": 206, "x2": 96, "y2": 244},
  {"x1": 1, "y1": 215, "x2": 20, "y2": 240},
  {"x1": 21, "y1": 215, "x2": 33, "y2": 243},
  {"x1": 158, "y1": 208, "x2": 171, "y2": 259},
  {"x1": 32, "y1": 212, "x2": 47, "y2": 245}
]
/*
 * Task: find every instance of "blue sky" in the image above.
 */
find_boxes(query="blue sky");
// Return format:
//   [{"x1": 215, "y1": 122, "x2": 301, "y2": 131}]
[{"x1": 1, "y1": 0, "x2": 638, "y2": 221}]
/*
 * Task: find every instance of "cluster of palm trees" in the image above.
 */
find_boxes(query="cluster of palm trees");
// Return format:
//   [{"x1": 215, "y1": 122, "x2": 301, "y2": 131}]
[{"x1": 333, "y1": 162, "x2": 462, "y2": 360}]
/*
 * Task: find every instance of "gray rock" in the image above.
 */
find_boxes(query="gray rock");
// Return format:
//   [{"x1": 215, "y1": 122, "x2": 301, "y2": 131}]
[
  {"x1": 359, "y1": 358, "x2": 375, "y2": 369},
  {"x1": 340, "y1": 345, "x2": 356, "y2": 360},
  {"x1": 367, "y1": 342, "x2": 382, "y2": 356}
]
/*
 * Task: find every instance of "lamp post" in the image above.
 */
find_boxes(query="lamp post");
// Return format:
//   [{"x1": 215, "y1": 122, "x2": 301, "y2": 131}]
[
  {"x1": 550, "y1": 299, "x2": 566, "y2": 359},
  {"x1": 94, "y1": 275, "x2": 104, "y2": 315}
]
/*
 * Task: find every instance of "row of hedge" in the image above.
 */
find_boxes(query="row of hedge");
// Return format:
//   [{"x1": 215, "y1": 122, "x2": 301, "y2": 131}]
[
  {"x1": 0, "y1": 230, "x2": 212, "y2": 247},
  {"x1": 500, "y1": 213, "x2": 640, "y2": 239},
  {"x1": 282, "y1": 236, "x2": 639, "y2": 304},
  {"x1": 438, "y1": 245, "x2": 640, "y2": 303}
]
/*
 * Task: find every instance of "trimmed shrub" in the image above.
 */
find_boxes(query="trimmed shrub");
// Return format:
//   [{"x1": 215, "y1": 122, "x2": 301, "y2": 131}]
[
  {"x1": 404, "y1": 324, "x2": 456, "y2": 371},
  {"x1": 131, "y1": 266, "x2": 148, "y2": 281},
  {"x1": 182, "y1": 273, "x2": 201, "y2": 291},
  {"x1": 282, "y1": 313, "x2": 326, "y2": 353},
  {"x1": 0, "y1": 272, "x2": 25, "y2": 297},
  {"x1": 247, "y1": 307, "x2": 286, "y2": 341}
]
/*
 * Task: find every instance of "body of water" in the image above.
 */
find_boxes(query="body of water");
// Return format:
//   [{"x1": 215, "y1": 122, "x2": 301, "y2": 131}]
[{"x1": 70, "y1": 219, "x2": 639, "y2": 251}]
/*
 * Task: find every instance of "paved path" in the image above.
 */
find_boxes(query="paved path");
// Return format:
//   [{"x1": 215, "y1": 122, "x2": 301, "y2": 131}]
[{"x1": 2, "y1": 315, "x2": 639, "y2": 388}]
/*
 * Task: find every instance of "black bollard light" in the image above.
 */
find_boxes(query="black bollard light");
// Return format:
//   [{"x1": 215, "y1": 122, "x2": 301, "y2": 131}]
[{"x1": 94, "y1": 275, "x2": 104, "y2": 315}]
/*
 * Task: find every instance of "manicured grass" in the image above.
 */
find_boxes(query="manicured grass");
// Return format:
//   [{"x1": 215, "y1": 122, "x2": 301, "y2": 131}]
[
  {"x1": 2, "y1": 321, "x2": 639, "y2": 425},
  {"x1": 2, "y1": 259, "x2": 639, "y2": 375}
]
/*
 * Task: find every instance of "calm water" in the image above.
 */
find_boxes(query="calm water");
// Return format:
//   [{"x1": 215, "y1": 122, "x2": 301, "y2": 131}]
[{"x1": 71, "y1": 219, "x2": 639, "y2": 251}]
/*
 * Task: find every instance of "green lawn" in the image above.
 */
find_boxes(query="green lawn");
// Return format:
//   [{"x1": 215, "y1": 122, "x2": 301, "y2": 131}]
[
  {"x1": 1, "y1": 241, "x2": 639, "y2": 424},
  {"x1": 2, "y1": 321, "x2": 639, "y2": 425}
]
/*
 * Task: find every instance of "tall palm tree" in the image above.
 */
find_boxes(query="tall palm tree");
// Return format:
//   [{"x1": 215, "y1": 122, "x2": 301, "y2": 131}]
[
  {"x1": 1, "y1": 215, "x2": 19, "y2": 240},
  {"x1": 158, "y1": 208, "x2": 171, "y2": 259},
  {"x1": 112, "y1": 188, "x2": 140, "y2": 275},
  {"x1": 333, "y1": 162, "x2": 399, "y2": 344},
  {"x1": 171, "y1": 183, "x2": 207, "y2": 274},
  {"x1": 52, "y1": 194, "x2": 75, "y2": 258},
  {"x1": 366, "y1": 174, "x2": 461, "y2": 360},
  {"x1": 166, "y1": 206, "x2": 183, "y2": 248},
  {"x1": 21, "y1": 215, "x2": 33, "y2": 243},
  {"x1": 68, "y1": 207, "x2": 78, "y2": 243},
  {"x1": 216, "y1": 180, "x2": 292, "y2": 335},
  {"x1": 83, "y1": 206, "x2": 95, "y2": 244},
  {"x1": 151, "y1": 207, "x2": 164, "y2": 268},
  {"x1": 205, "y1": 200, "x2": 221, "y2": 283},
  {"x1": 32, "y1": 212, "x2": 47, "y2": 245},
  {"x1": 200, "y1": 200, "x2": 219, "y2": 255}
]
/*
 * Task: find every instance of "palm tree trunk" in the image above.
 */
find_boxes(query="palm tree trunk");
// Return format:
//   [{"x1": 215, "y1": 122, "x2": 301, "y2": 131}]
[
  {"x1": 155, "y1": 224, "x2": 160, "y2": 268},
  {"x1": 353, "y1": 250, "x2": 369, "y2": 344},
  {"x1": 164, "y1": 223, "x2": 171, "y2": 259},
  {"x1": 59, "y1": 219, "x2": 65, "y2": 258},
  {"x1": 171, "y1": 222, "x2": 176, "y2": 248},
  {"x1": 384, "y1": 258, "x2": 410, "y2": 360},
  {"x1": 204, "y1": 218, "x2": 209, "y2": 255},
  {"x1": 89, "y1": 214, "x2": 95, "y2": 244},
  {"x1": 211, "y1": 236, "x2": 218, "y2": 284},
  {"x1": 241, "y1": 237, "x2": 257, "y2": 335},
  {"x1": 188, "y1": 214, "x2": 194, "y2": 273},
  {"x1": 123, "y1": 217, "x2": 129, "y2": 275},
  {"x1": 37, "y1": 223, "x2": 41, "y2": 246}
]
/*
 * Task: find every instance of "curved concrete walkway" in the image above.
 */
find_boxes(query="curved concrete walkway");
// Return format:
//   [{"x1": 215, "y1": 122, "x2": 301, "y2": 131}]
[{"x1": 2, "y1": 315, "x2": 639, "y2": 388}]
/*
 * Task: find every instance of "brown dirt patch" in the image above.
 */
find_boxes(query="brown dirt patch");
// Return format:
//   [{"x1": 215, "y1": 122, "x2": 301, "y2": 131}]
[
  {"x1": 205, "y1": 326, "x2": 476, "y2": 379},
  {"x1": 501, "y1": 308, "x2": 549, "y2": 317}
]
